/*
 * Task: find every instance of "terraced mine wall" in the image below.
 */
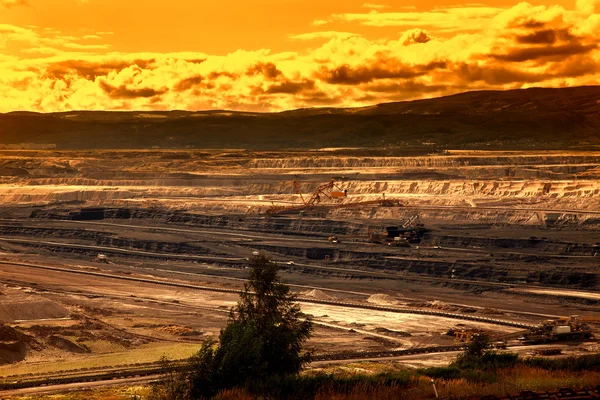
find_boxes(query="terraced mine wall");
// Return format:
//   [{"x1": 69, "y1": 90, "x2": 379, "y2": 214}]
[
  {"x1": 15, "y1": 207, "x2": 600, "y2": 291},
  {"x1": 27, "y1": 206, "x2": 600, "y2": 241},
  {"x1": 4, "y1": 179, "x2": 600, "y2": 198},
  {"x1": 4, "y1": 150, "x2": 600, "y2": 295}
]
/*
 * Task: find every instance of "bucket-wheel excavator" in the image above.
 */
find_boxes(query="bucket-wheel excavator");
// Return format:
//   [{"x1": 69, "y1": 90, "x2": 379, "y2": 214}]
[
  {"x1": 266, "y1": 178, "x2": 401, "y2": 215},
  {"x1": 293, "y1": 178, "x2": 347, "y2": 208}
]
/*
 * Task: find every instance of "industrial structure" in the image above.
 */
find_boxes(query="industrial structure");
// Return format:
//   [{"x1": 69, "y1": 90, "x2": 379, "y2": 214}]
[
  {"x1": 368, "y1": 216, "x2": 426, "y2": 246},
  {"x1": 519, "y1": 316, "x2": 594, "y2": 344},
  {"x1": 293, "y1": 178, "x2": 347, "y2": 207},
  {"x1": 447, "y1": 315, "x2": 596, "y2": 349}
]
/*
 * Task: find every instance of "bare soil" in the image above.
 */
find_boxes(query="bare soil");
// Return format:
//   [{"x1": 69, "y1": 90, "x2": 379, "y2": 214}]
[{"x1": 0, "y1": 149, "x2": 598, "y2": 378}]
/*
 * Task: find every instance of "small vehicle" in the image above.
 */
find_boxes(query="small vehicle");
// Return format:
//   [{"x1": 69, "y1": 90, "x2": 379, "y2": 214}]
[{"x1": 286, "y1": 261, "x2": 296, "y2": 265}]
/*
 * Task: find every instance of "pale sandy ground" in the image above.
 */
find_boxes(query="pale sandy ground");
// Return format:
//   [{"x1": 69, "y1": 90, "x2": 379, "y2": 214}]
[
  {"x1": 301, "y1": 303, "x2": 519, "y2": 347},
  {"x1": 509, "y1": 288, "x2": 600, "y2": 301}
]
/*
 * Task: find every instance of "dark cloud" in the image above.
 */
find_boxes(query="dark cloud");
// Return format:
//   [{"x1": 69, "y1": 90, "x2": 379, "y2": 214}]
[
  {"x1": 99, "y1": 80, "x2": 167, "y2": 99},
  {"x1": 551, "y1": 55, "x2": 600, "y2": 78},
  {"x1": 366, "y1": 80, "x2": 449, "y2": 94},
  {"x1": 250, "y1": 79, "x2": 315, "y2": 96},
  {"x1": 318, "y1": 60, "x2": 447, "y2": 85},
  {"x1": 449, "y1": 54, "x2": 598, "y2": 87},
  {"x1": 265, "y1": 79, "x2": 315, "y2": 94},
  {"x1": 249, "y1": 85, "x2": 265, "y2": 96},
  {"x1": 173, "y1": 75, "x2": 204, "y2": 92},
  {"x1": 245, "y1": 62, "x2": 283, "y2": 80},
  {"x1": 354, "y1": 94, "x2": 378, "y2": 103},
  {"x1": 511, "y1": 18, "x2": 546, "y2": 29},
  {"x1": 523, "y1": 20, "x2": 546, "y2": 29},
  {"x1": 491, "y1": 43, "x2": 596, "y2": 62},
  {"x1": 400, "y1": 29, "x2": 432, "y2": 45},
  {"x1": 300, "y1": 92, "x2": 343, "y2": 105},
  {"x1": 10, "y1": 77, "x2": 32, "y2": 90},
  {"x1": 516, "y1": 29, "x2": 575, "y2": 45},
  {"x1": 1, "y1": 0, "x2": 29, "y2": 8},
  {"x1": 184, "y1": 58, "x2": 206, "y2": 64},
  {"x1": 36, "y1": 59, "x2": 156, "y2": 81},
  {"x1": 451, "y1": 62, "x2": 543, "y2": 85},
  {"x1": 208, "y1": 71, "x2": 239, "y2": 80}
]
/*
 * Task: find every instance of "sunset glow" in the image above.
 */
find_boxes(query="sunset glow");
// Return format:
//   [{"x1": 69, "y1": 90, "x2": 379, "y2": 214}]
[{"x1": 1, "y1": 0, "x2": 599, "y2": 112}]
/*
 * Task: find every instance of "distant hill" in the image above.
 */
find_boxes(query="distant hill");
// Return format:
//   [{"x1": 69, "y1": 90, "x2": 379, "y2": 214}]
[{"x1": 1, "y1": 86, "x2": 599, "y2": 150}]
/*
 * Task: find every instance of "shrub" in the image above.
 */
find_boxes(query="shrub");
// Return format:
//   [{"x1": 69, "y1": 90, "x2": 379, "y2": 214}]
[
  {"x1": 420, "y1": 366, "x2": 462, "y2": 380},
  {"x1": 152, "y1": 254, "x2": 313, "y2": 399},
  {"x1": 524, "y1": 353, "x2": 600, "y2": 371}
]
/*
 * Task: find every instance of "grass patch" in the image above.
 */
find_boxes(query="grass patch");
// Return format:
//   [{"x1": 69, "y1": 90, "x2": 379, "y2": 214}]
[
  {"x1": 209, "y1": 366, "x2": 600, "y2": 400},
  {"x1": 0, "y1": 343, "x2": 202, "y2": 377},
  {"x1": 79, "y1": 339, "x2": 128, "y2": 354},
  {"x1": 9, "y1": 386, "x2": 150, "y2": 400},
  {"x1": 524, "y1": 353, "x2": 600, "y2": 371},
  {"x1": 9, "y1": 355, "x2": 600, "y2": 399}
]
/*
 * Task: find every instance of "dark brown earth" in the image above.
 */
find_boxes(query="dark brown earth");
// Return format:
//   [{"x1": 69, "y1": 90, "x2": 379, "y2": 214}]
[{"x1": 1, "y1": 86, "x2": 599, "y2": 150}]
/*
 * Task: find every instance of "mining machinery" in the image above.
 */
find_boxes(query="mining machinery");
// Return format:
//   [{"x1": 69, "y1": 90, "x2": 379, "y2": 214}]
[
  {"x1": 266, "y1": 178, "x2": 346, "y2": 215},
  {"x1": 293, "y1": 178, "x2": 347, "y2": 207},
  {"x1": 519, "y1": 315, "x2": 594, "y2": 344},
  {"x1": 454, "y1": 330, "x2": 476, "y2": 343},
  {"x1": 265, "y1": 179, "x2": 404, "y2": 215},
  {"x1": 368, "y1": 215, "x2": 426, "y2": 246}
]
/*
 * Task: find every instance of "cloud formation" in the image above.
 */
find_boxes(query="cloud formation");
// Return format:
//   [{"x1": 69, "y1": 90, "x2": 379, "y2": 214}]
[
  {"x1": 0, "y1": 1, "x2": 599, "y2": 112},
  {"x1": 99, "y1": 80, "x2": 167, "y2": 99},
  {"x1": 289, "y1": 31, "x2": 361, "y2": 41},
  {"x1": 328, "y1": 6, "x2": 505, "y2": 32},
  {"x1": 1, "y1": 0, "x2": 29, "y2": 8}
]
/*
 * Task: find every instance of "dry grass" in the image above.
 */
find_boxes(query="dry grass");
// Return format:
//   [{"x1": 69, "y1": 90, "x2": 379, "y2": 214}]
[
  {"x1": 431, "y1": 366, "x2": 600, "y2": 399},
  {"x1": 214, "y1": 365, "x2": 600, "y2": 400},
  {"x1": 5, "y1": 359, "x2": 600, "y2": 399}
]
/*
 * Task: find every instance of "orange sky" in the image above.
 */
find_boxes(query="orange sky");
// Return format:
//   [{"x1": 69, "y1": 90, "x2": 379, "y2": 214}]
[{"x1": 1, "y1": 0, "x2": 599, "y2": 112}]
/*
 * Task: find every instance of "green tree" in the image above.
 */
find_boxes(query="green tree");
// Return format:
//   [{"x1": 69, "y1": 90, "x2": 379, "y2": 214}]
[
  {"x1": 464, "y1": 333, "x2": 491, "y2": 359},
  {"x1": 187, "y1": 253, "x2": 313, "y2": 399},
  {"x1": 453, "y1": 333, "x2": 518, "y2": 374},
  {"x1": 148, "y1": 356, "x2": 189, "y2": 400}
]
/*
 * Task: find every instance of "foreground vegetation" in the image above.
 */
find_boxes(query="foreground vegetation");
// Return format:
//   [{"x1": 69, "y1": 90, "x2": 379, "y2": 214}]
[
  {"x1": 213, "y1": 365, "x2": 600, "y2": 400},
  {"x1": 150, "y1": 353, "x2": 600, "y2": 400},
  {"x1": 11, "y1": 354, "x2": 600, "y2": 400}
]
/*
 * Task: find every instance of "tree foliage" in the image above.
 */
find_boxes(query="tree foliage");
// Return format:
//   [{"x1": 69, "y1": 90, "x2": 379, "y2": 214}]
[
  {"x1": 155, "y1": 253, "x2": 313, "y2": 399},
  {"x1": 452, "y1": 333, "x2": 518, "y2": 374}
]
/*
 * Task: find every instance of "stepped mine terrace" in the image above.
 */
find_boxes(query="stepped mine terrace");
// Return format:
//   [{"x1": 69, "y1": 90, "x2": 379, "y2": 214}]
[{"x1": 0, "y1": 148, "x2": 599, "y2": 390}]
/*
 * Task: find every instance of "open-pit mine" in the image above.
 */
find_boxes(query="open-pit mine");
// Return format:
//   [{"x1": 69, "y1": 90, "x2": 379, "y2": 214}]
[{"x1": 0, "y1": 148, "x2": 599, "y2": 392}]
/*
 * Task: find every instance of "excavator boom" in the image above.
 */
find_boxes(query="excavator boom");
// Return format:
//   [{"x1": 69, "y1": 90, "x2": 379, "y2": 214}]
[
  {"x1": 292, "y1": 180, "x2": 308, "y2": 206},
  {"x1": 267, "y1": 179, "x2": 400, "y2": 215}
]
